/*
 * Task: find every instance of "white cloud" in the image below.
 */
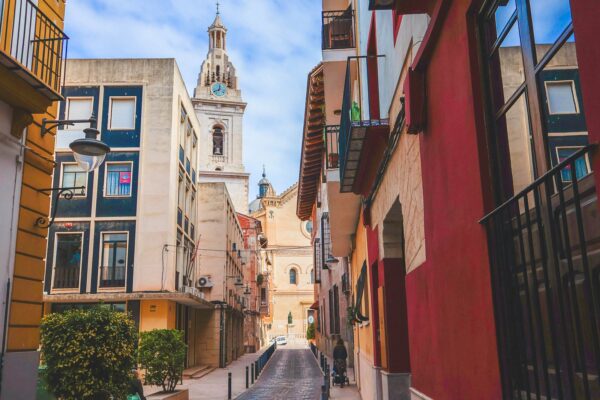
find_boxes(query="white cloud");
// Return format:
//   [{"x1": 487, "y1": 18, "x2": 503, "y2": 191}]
[{"x1": 65, "y1": 0, "x2": 321, "y2": 198}]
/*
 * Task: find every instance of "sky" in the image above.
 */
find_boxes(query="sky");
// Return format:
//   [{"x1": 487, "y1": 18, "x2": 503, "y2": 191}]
[{"x1": 64, "y1": 0, "x2": 322, "y2": 199}]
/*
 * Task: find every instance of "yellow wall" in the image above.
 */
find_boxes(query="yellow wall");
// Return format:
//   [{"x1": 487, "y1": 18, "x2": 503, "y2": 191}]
[
  {"x1": 139, "y1": 300, "x2": 176, "y2": 331},
  {"x1": 351, "y1": 212, "x2": 374, "y2": 362}
]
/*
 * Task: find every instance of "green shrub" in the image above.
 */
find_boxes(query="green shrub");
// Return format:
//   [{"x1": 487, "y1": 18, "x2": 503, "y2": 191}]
[
  {"x1": 306, "y1": 322, "x2": 316, "y2": 340},
  {"x1": 40, "y1": 306, "x2": 137, "y2": 400},
  {"x1": 138, "y1": 329, "x2": 187, "y2": 393}
]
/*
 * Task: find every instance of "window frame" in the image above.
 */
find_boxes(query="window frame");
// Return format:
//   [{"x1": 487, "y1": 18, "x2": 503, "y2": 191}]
[
  {"x1": 555, "y1": 145, "x2": 591, "y2": 182},
  {"x1": 289, "y1": 268, "x2": 298, "y2": 285},
  {"x1": 97, "y1": 231, "x2": 129, "y2": 290},
  {"x1": 107, "y1": 96, "x2": 137, "y2": 131},
  {"x1": 64, "y1": 96, "x2": 94, "y2": 130},
  {"x1": 51, "y1": 231, "x2": 84, "y2": 291},
  {"x1": 59, "y1": 162, "x2": 88, "y2": 197},
  {"x1": 103, "y1": 161, "x2": 134, "y2": 198},
  {"x1": 212, "y1": 125, "x2": 224, "y2": 156},
  {"x1": 544, "y1": 79, "x2": 580, "y2": 115}
]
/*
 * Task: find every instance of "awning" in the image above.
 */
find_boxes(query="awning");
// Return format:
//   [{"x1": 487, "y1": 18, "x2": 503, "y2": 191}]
[{"x1": 309, "y1": 301, "x2": 319, "y2": 310}]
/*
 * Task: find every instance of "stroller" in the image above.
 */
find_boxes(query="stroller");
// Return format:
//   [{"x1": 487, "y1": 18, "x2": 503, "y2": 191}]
[{"x1": 331, "y1": 359, "x2": 350, "y2": 388}]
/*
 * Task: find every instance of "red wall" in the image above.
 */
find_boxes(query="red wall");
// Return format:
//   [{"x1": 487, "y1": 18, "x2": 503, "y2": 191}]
[{"x1": 404, "y1": 0, "x2": 502, "y2": 398}]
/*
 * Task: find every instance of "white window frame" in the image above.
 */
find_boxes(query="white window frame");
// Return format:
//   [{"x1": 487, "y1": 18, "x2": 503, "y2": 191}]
[
  {"x1": 97, "y1": 230, "x2": 129, "y2": 291},
  {"x1": 555, "y1": 145, "x2": 591, "y2": 181},
  {"x1": 59, "y1": 162, "x2": 88, "y2": 197},
  {"x1": 51, "y1": 232, "x2": 84, "y2": 292},
  {"x1": 103, "y1": 161, "x2": 134, "y2": 198},
  {"x1": 544, "y1": 80, "x2": 580, "y2": 115},
  {"x1": 107, "y1": 96, "x2": 137, "y2": 130},
  {"x1": 64, "y1": 96, "x2": 94, "y2": 130}
]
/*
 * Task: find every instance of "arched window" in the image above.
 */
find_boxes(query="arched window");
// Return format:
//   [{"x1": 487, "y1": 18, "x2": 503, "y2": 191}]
[
  {"x1": 289, "y1": 268, "x2": 297, "y2": 285},
  {"x1": 213, "y1": 127, "x2": 223, "y2": 155},
  {"x1": 216, "y1": 65, "x2": 221, "y2": 80}
]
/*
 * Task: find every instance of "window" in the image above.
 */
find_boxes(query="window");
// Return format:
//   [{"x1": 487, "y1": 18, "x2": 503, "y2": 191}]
[
  {"x1": 213, "y1": 127, "x2": 223, "y2": 155},
  {"x1": 309, "y1": 268, "x2": 314, "y2": 284},
  {"x1": 99, "y1": 233, "x2": 127, "y2": 288},
  {"x1": 65, "y1": 97, "x2": 93, "y2": 129},
  {"x1": 557, "y1": 147, "x2": 590, "y2": 182},
  {"x1": 261, "y1": 288, "x2": 267, "y2": 305},
  {"x1": 109, "y1": 97, "x2": 136, "y2": 130},
  {"x1": 57, "y1": 97, "x2": 93, "y2": 148},
  {"x1": 289, "y1": 268, "x2": 297, "y2": 285},
  {"x1": 53, "y1": 233, "x2": 83, "y2": 289},
  {"x1": 546, "y1": 81, "x2": 578, "y2": 114},
  {"x1": 61, "y1": 164, "x2": 87, "y2": 196},
  {"x1": 105, "y1": 163, "x2": 132, "y2": 197}
]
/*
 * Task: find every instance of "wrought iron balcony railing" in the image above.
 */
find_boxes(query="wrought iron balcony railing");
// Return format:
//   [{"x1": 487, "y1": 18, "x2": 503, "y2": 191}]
[
  {"x1": 322, "y1": 8, "x2": 355, "y2": 50},
  {"x1": 325, "y1": 125, "x2": 340, "y2": 169},
  {"x1": 99, "y1": 266, "x2": 125, "y2": 288},
  {"x1": 481, "y1": 144, "x2": 599, "y2": 399},
  {"x1": 0, "y1": 0, "x2": 68, "y2": 98},
  {"x1": 52, "y1": 265, "x2": 79, "y2": 289},
  {"x1": 339, "y1": 55, "x2": 388, "y2": 192}
]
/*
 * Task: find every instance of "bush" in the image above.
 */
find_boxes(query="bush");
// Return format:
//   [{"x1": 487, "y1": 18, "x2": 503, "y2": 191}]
[
  {"x1": 138, "y1": 329, "x2": 187, "y2": 392},
  {"x1": 40, "y1": 306, "x2": 137, "y2": 400},
  {"x1": 306, "y1": 322, "x2": 316, "y2": 340}
]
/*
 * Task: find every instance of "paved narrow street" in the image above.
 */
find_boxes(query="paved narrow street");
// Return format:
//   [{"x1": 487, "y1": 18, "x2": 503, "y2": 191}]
[{"x1": 236, "y1": 348, "x2": 323, "y2": 400}]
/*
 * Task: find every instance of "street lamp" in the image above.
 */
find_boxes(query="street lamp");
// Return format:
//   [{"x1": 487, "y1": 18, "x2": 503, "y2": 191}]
[
  {"x1": 36, "y1": 114, "x2": 110, "y2": 228},
  {"x1": 42, "y1": 114, "x2": 110, "y2": 172}
]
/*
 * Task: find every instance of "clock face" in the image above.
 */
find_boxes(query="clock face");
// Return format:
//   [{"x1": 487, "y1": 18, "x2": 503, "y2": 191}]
[{"x1": 211, "y1": 82, "x2": 227, "y2": 97}]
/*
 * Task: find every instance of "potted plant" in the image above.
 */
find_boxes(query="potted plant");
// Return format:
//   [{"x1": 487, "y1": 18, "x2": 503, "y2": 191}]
[
  {"x1": 139, "y1": 329, "x2": 188, "y2": 399},
  {"x1": 256, "y1": 273, "x2": 264, "y2": 286},
  {"x1": 40, "y1": 306, "x2": 137, "y2": 400}
]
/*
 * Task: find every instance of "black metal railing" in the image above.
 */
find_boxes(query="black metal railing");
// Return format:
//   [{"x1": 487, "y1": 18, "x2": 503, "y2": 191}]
[
  {"x1": 99, "y1": 266, "x2": 125, "y2": 288},
  {"x1": 339, "y1": 55, "x2": 388, "y2": 192},
  {"x1": 325, "y1": 125, "x2": 340, "y2": 169},
  {"x1": 322, "y1": 9, "x2": 354, "y2": 50},
  {"x1": 52, "y1": 266, "x2": 79, "y2": 289},
  {"x1": 0, "y1": 0, "x2": 68, "y2": 94},
  {"x1": 481, "y1": 145, "x2": 599, "y2": 399}
]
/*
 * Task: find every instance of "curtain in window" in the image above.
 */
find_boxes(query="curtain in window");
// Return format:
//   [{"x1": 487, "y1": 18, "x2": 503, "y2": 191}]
[
  {"x1": 558, "y1": 149, "x2": 589, "y2": 181},
  {"x1": 106, "y1": 164, "x2": 132, "y2": 196}
]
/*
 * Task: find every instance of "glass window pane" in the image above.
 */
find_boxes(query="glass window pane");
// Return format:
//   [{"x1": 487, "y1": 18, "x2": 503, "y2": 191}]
[
  {"x1": 106, "y1": 164, "x2": 132, "y2": 196},
  {"x1": 530, "y1": 0, "x2": 572, "y2": 63},
  {"x1": 110, "y1": 98, "x2": 135, "y2": 130},
  {"x1": 491, "y1": 22, "x2": 525, "y2": 111},
  {"x1": 492, "y1": 0, "x2": 516, "y2": 35},
  {"x1": 54, "y1": 234, "x2": 82, "y2": 289},
  {"x1": 66, "y1": 98, "x2": 92, "y2": 129},
  {"x1": 495, "y1": 93, "x2": 535, "y2": 197},
  {"x1": 557, "y1": 147, "x2": 590, "y2": 182},
  {"x1": 546, "y1": 82, "x2": 577, "y2": 114}
]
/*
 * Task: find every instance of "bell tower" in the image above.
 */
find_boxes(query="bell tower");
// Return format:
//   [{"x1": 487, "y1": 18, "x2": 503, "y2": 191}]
[{"x1": 193, "y1": 4, "x2": 249, "y2": 212}]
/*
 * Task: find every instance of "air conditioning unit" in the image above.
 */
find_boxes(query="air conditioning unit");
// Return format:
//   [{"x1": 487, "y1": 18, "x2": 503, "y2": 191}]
[{"x1": 198, "y1": 275, "x2": 214, "y2": 288}]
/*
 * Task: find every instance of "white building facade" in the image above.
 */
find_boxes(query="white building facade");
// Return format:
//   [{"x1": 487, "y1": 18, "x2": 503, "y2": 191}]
[{"x1": 193, "y1": 12, "x2": 249, "y2": 213}]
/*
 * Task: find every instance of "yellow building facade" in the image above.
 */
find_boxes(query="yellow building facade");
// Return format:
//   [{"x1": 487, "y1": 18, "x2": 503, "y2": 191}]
[
  {"x1": 0, "y1": 0, "x2": 68, "y2": 398},
  {"x1": 250, "y1": 179, "x2": 314, "y2": 342}
]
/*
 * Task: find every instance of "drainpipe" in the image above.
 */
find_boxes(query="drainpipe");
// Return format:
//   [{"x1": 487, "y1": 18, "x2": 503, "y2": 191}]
[{"x1": 219, "y1": 304, "x2": 225, "y2": 368}]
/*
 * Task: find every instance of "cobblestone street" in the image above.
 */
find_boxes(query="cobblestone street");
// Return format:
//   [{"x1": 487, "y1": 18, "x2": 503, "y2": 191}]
[{"x1": 236, "y1": 347, "x2": 323, "y2": 400}]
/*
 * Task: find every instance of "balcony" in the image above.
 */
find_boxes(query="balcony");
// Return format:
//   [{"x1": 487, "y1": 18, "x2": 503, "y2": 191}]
[
  {"x1": 322, "y1": 8, "x2": 354, "y2": 50},
  {"x1": 0, "y1": 0, "x2": 68, "y2": 104},
  {"x1": 481, "y1": 145, "x2": 599, "y2": 398},
  {"x1": 339, "y1": 55, "x2": 389, "y2": 193},
  {"x1": 325, "y1": 125, "x2": 339, "y2": 169},
  {"x1": 52, "y1": 265, "x2": 79, "y2": 290},
  {"x1": 99, "y1": 266, "x2": 125, "y2": 288},
  {"x1": 211, "y1": 154, "x2": 226, "y2": 164}
]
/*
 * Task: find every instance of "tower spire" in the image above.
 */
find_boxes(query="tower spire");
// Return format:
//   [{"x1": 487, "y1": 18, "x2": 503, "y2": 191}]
[{"x1": 216, "y1": 0, "x2": 220, "y2": 15}]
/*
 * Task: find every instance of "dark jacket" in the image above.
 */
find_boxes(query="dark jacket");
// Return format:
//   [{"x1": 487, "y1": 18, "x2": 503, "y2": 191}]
[
  {"x1": 333, "y1": 344, "x2": 348, "y2": 361},
  {"x1": 129, "y1": 377, "x2": 146, "y2": 400}
]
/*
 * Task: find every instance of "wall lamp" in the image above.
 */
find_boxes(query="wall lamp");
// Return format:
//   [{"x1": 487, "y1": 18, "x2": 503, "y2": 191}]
[
  {"x1": 41, "y1": 114, "x2": 110, "y2": 172},
  {"x1": 36, "y1": 114, "x2": 111, "y2": 228}
]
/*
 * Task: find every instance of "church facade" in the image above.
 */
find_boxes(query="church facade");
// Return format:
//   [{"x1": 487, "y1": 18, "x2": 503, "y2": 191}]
[{"x1": 192, "y1": 12, "x2": 249, "y2": 213}]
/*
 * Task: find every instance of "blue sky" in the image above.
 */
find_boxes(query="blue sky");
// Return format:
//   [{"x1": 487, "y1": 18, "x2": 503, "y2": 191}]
[{"x1": 64, "y1": 0, "x2": 322, "y2": 199}]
